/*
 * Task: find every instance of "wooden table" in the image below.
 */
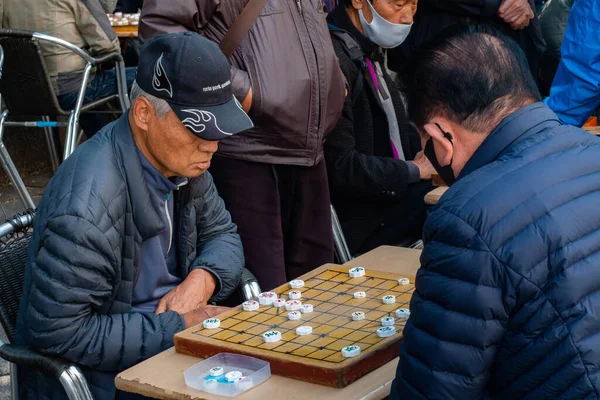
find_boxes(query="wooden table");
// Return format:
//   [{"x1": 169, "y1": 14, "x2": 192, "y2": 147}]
[
  {"x1": 115, "y1": 246, "x2": 422, "y2": 400},
  {"x1": 113, "y1": 25, "x2": 138, "y2": 38},
  {"x1": 424, "y1": 186, "x2": 448, "y2": 205},
  {"x1": 583, "y1": 125, "x2": 600, "y2": 136}
]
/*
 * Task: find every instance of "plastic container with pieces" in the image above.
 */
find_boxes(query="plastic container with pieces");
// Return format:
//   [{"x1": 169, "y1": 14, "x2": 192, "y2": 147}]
[{"x1": 184, "y1": 353, "x2": 271, "y2": 397}]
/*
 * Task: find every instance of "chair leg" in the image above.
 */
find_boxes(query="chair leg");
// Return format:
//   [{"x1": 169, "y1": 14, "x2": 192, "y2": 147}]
[
  {"x1": 63, "y1": 111, "x2": 77, "y2": 161},
  {"x1": 0, "y1": 110, "x2": 35, "y2": 210},
  {"x1": 66, "y1": 366, "x2": 94, "y2": 400},
  {"x1": 42, "y1": 116, "x2": 60, "y2": 172},
  {"x1": 10, "y1": 363, "x2": 18, "y2": 400},
  {"x1": 331, "y1": 204, "x2": 353, "y2": 264}
]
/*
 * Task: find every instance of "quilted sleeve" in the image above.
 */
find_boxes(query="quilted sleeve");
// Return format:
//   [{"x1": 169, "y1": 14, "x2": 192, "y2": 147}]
[
  {"x1": 391, "y1": 208, "x2": 515, "y2": 399},
  {"x1": 191, "y1": 172, "x2": 245, "y2": 303},
  {"x1": 23, "y1": 214, "x2": 186, "y2": 372}
]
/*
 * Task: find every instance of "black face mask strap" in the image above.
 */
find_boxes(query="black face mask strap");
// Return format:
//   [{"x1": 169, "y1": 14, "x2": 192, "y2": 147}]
[
  {"x1": 435, "y1": 123, "x2": 453, "y2": 143},
  {"x1": 434, "y1": 123, "x2": 454, "y2": 164}
]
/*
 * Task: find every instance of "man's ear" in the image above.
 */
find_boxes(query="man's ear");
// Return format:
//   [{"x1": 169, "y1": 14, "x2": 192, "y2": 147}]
[
  {"x1": 131, "y1": 97, "x2": 152, "y2": 132},
  {"x1": 423, "y1": 122, "x2": 454, "y2": 167}
]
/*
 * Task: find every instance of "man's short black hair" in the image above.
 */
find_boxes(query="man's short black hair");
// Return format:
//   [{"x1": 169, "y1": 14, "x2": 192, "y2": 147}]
[{"x1": 407, "y1": 24, "x2": 541, "y2": 133}]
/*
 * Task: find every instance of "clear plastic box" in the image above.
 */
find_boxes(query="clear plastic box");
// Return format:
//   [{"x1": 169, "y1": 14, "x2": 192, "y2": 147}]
[{"x1": 184, "y1": 353, "x2": 271, "y2": 397}]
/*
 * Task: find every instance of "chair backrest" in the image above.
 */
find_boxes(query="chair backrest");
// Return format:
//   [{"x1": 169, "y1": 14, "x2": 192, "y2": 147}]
[
  {"x1": 0, "y1": 29, "x2": 64, "y2": 117},
  {"x1": 0, "y1": 212, "x2": 34, "y2": 343}
]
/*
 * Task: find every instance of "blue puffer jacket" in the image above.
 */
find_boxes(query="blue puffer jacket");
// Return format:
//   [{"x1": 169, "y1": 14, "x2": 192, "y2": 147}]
[
  {"x1": 15, "y1": 114, "x2": 245, "y2": 399},
  {"x1": 544, "y1": 0, "x2": 600, "y2": 127},
  {"x1": 392, "y1": 103, "x2": 600, "y2": 399}
]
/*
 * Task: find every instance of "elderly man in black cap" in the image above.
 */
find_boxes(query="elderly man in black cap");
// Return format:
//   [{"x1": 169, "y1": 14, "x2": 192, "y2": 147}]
[{"x1": 15, "y1": 32, "x2": 251, "y2": 399}]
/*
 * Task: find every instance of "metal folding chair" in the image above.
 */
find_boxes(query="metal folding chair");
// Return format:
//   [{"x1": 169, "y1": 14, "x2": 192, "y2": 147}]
[
  {"x1": 0, "y1": 211, "x2": 94, "y2": 400},
  {"x1": 0, "y1": 29, "x2": 131, "y2": 210}
]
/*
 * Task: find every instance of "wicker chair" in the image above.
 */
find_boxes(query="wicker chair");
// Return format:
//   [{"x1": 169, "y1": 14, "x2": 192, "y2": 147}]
[
  {"x1": 0, "y1": 29, "x2": 131, "y2": 210},
  {"x1": 0, "y1": 211, "x2": 95, "y2": 400}
]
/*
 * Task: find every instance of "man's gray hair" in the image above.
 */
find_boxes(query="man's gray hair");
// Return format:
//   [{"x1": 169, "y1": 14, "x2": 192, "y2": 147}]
[{"x1": 129, "y1": 81, "x2": 172, "y2": 118}]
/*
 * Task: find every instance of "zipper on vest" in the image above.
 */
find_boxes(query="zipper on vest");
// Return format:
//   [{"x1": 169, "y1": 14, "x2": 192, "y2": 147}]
[
  {"x1": 297, "y1": 0, "x2": 302, "y2": 13},
  {"x1": 165, "y1": 194, "x2": 173, "y2": 254}
]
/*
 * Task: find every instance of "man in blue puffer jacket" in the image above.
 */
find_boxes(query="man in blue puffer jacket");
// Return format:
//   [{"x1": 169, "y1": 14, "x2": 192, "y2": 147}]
[
  {"x1": 16, "y1": 33, "x2": 252, "y2": 399},
  {"x1": 391, "y1": 24, "x2": 600, "y2": 399}
]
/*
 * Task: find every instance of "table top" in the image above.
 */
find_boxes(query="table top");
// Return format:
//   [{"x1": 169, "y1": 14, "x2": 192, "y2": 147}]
[
  {"x1": 112, "y1": 25, "x2": 138, "y2": 38},
  {"x1": 424, "y1": 186, "x2": 448, "y2": 205},
  {"x1": 115, "y1": 246, "x2": 422, "y2": 400}
]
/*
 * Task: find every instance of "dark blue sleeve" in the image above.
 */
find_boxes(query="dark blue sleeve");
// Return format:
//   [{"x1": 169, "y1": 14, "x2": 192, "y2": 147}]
[
  {"x1": 391, "y1": 208, "x2": 514, "y2": 399},
  {"x1": 545, "y1": 0, "x2": 600, "y2": 127}
]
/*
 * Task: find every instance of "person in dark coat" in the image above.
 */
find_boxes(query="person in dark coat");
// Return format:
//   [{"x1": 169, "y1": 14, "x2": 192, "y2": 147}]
[
  {"x1": 391, "y1": 24, "x2": 600, "y2": 399},
  {"x1": 387, "y1": 0, "x2": 546, "y2": 81},
  {"x1": 15, "y1": 33, "x2": 251, "y2": 399},
  {"x1": 325, "y1": 0, "x2": 434, "y2": 255}
]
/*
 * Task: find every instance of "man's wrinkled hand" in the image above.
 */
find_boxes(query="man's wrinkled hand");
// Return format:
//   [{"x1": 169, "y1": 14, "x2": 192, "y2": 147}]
[
  {"x1": 155, "y1": 269, "x2": 217, "y2": 315},
  {"x1": 497, "y1": 0, "x2": 534, "y2": 30},
  {"x1": 413, "y1": 151, "x2": 436, "y2": 180},
  {"x1": 183, "y1": 306, "x2": 231, "y2": 328}
]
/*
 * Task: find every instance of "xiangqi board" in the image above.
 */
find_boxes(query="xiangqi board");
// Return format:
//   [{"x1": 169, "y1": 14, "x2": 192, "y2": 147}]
[{"x1": 174, "y1": 264, "x2": 415, "y2": 388}]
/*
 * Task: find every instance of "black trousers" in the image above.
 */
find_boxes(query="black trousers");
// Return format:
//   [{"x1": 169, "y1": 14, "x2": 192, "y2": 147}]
[{"x1": 210, "y1": 156, "x2": 334, "y2": 291}]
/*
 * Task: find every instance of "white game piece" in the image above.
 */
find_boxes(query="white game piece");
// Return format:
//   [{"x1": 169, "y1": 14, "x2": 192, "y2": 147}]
[
  {"x1": 285, "y1": 300, "x2": 302, "y2": 311},
  {"x1": 301, "y1": 304, "x2": 314, "y2": 313},
  {"x1": 273, "y1": 298, "x2": 286, "y2": 308},
  {"x1": 377, "y1": 326, "x2": 396, "y2": 338},
  {"x1": 398, "y1": 277, "x2": 410, "y2": 285},
  {"x1": 209, "y1": 366, "x2": 224, "y2": 377},
  {"x1": 289, "y1": 279, "x2": 305, "y2": 289},
  {"x1": 382, "y1": 295, "x2": 396, "y2": 304},
  {"x1": 225, "y1": 371, "x2": 243, "y2": 382},
  {"x1": 289, "y1": 290, "x2": 302, "y2": 300},
  {"x1": 296, "y1": 326, "x2": 313, "y2": 336},
  {"x1": 115, "y1": 11, "x2": 123, "y2": 16},
  {"x1": 381, "y1": 317, "x2": 395, "y2": 326},
  {"x1": 288, "y1": 311, "x2": 302, "y2": 321},
  {"x1": 203, "y1": 318, "x2": 220, "y2": 329},
  {"x1": 341, "y1": 345, "x2": 361, "y2": 358},
  {"x1": 263, "y1": 330, "x2": 282, "y2": 343},
  {"x1": 354, "y1": 291, "x2": 366, "y2": 299},
  {"x1": 242, "y1": 300, "x2": 259, "y2": 311},
  {"x1": 396, "y1": 308, "x2": 411, "y2": 319},
  {"x1": 349, "y1": 267, "x2": 366, "y2": 278},
  {"x1": 351, "y1": 311, "x2": 365, "y2": 321},
  {"x1": 258, "y1": 292, "x2": 277, "y2": 305}
]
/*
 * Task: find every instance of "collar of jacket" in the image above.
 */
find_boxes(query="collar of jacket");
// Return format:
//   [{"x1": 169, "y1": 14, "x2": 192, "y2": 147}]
[
  {"x1": 113, "y1": 113, "x2": 165, "y2": 240},
  {"x1": 458, "y1": 102, "x2": 562, "y2": 181},
  {"x1": 327, "y1": 4, "x2": 383, "y2": 62}
]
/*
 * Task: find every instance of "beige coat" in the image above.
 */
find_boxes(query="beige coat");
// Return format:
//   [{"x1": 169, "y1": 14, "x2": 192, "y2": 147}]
[{"x1": 2, "y1": 0, "x2": 120, "y2": 94}]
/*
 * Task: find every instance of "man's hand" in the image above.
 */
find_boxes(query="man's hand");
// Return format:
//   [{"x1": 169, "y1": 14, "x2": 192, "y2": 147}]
[
  {"x1": 412, "y1": 151, "x2": 436, "y2": 180},
  {"x1": 155, "y1": 269, "x2": 217, "y2": 315},
  {"x1": 241, "y1": 87, "x2": 253, "y2": 113},
  {"x1": 497, "y1": 0, "x2": 534, "y2": 30},
  {"x1": 183, "y1": 306, "x2": 231, "y2": 328}
]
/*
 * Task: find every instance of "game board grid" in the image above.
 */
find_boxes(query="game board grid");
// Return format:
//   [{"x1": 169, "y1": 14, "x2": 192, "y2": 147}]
[{"x1": 191, "y1": 269, "x2": 414, "y2": 363}]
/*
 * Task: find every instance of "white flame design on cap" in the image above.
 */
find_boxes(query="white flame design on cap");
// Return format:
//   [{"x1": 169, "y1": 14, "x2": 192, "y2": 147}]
[
  {"x1": 152, "y1": 53, "x2": 173, "y2": 98},
  {"x1": 181, "y1": 109, "x2": 233, "y2": 136}
]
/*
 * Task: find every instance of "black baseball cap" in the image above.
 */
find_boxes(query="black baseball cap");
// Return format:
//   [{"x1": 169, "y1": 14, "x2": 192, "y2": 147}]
[{"x1": 136, "y1": 32, "x2": 253, "y2": 140}]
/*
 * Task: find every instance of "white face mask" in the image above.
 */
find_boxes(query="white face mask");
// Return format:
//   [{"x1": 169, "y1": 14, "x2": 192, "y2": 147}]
[{"x1": 358, "y1": 0, "x2": 413, "y2": 49}]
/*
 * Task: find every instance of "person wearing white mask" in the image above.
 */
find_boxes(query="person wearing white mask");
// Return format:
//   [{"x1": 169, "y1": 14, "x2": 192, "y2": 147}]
[{"x1": 325, "y1": 0, "x2": 435, "y2": 255}]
